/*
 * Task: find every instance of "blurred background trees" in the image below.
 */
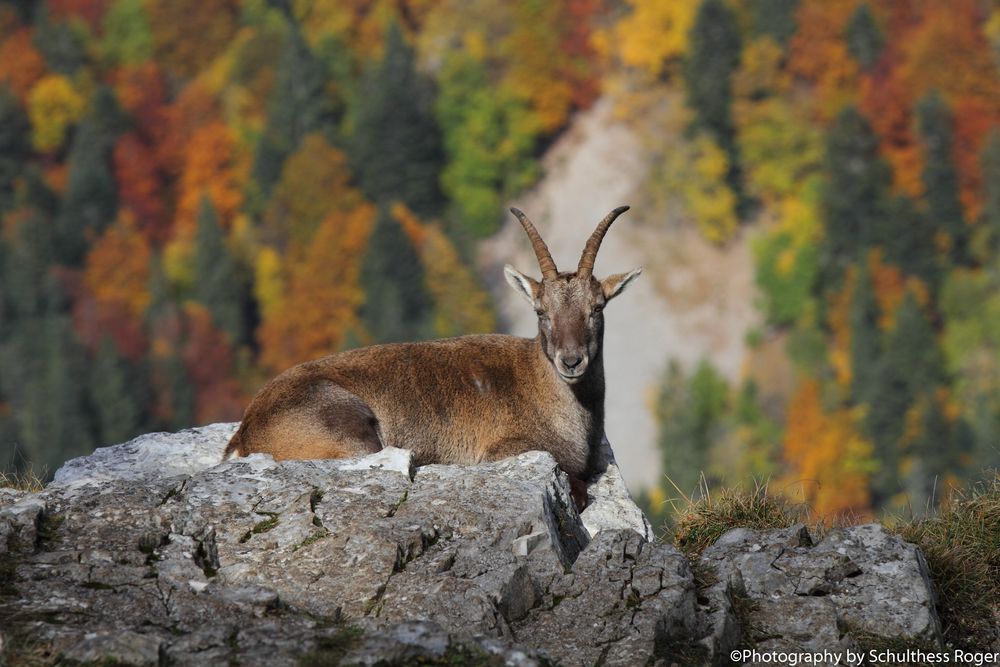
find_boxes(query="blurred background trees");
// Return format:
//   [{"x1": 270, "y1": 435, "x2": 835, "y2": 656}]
[{"x1": 0, "y1": 0, "x2": 998, "y2": 523}]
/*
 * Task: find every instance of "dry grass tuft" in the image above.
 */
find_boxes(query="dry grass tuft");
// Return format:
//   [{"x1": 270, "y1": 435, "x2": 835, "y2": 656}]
[
  {"x1": 663, "y1": 473, "x2": 1000, "y2": 650},
  {"x1": 667, "y1": 478, "x2": 810, "y2": 557},
  {"x1": 895, "y1": 474, "x2": 1000, "y2": 650},
  {"x1": 0, "y1": 469, "x2": 44, "y2": 493}
]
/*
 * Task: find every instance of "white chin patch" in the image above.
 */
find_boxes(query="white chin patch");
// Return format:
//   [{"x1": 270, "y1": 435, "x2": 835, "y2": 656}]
[{"x1": 558, "y1": 370, "x2": 584, "y2": 383}]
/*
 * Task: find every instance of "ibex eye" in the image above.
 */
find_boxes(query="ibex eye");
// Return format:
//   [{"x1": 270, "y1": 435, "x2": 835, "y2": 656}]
[{"x1": 593, "y1": 305, "x2": 604, "y2": 314}]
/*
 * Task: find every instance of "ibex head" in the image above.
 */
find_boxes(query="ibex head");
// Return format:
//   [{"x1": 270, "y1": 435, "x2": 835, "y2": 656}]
[{"x1": 504, "y1": 207, "x2": 642, "y2": 384}]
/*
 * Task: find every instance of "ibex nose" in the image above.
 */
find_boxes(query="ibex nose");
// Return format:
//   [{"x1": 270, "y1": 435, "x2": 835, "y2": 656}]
[{"x1": 563, "y1": 355, "x2": 583, "y2": 369}]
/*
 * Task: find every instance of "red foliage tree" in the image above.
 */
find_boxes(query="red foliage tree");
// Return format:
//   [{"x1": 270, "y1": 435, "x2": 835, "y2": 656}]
[
  {"x1": 114, "y1": 132, "x2": 170, "y2": 244},
  {"x1": 181, "y1": 304, "x2": 244, "y2": 423},
  {"x1": 0, "y1": 28, "x2": 46, "y2": 100},
  {"x1": 48, "y1": 0, "x2": 111, "y2": 32}
]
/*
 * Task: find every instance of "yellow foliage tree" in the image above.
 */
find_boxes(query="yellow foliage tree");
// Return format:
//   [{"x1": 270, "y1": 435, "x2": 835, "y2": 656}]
[
  {"x1": 259, "y1": 203, "x2": 376, "y2": 371},
  {"x1": 291, "y1": 0, "x2": 411, "y2": 58},
  {"x1": 253, "y1": 245, "x2": 284, "y2": 321},
  {"x1": 498, "y1": 2, "x2": 578, "y2": 133},
  {"x1": 734, "y1": 40, "x2": 824, "y2": 206},
  {"x1": 826, "y1": 266, "x2": 856, "y2": 388},
  {"x1": 392, "y1": 203, "x2": 495, "y2": 338},
  {"x1": 781, "y1": 379, "x2": 875, "y2": 519},
  {"x1": 27, "y1": 75, "x2": 87, "y2": 152},
  {"x1": 663, "y1": 133, "x2": 739, "y2": 244},
  {"x1": 595, "y1": 0, "x2": 695, "y2": 79},
  {"x1": 265, "y1": 134, "x2": 362, "y2": 245},
  {"x1": 84, "y1": 215, "x2": 153, "y2": 318}
]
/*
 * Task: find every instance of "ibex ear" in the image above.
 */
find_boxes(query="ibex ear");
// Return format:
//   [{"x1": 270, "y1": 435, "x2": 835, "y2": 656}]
[
  {"x1": 504, "y1": 265, "x2": 540, "y2": 305},
  {"x1": 602, "y1": 267, "x2": 642, "y2": 302}
]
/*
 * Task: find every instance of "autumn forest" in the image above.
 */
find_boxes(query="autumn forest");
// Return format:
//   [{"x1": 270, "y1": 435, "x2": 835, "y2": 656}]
[{"x1": 1, "y1": 0, "x2": 999, "y2": 521}]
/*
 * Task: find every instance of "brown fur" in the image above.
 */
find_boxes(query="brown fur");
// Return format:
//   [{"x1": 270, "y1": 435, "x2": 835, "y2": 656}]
[{"x1": 225, "y1": 208, "x2": 641, "y2": 490}]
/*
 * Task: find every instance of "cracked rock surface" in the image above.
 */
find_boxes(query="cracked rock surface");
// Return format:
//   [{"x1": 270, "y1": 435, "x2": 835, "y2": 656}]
[
  {"x1": 699, "y1": 524, "x2": 943, "y2": 665},
  {"x1": 0, "y1": 424, "x2": 682, "y2": 666},
  {"x1": 0, "y1": 425, "x2": 947, "y2": 666}
]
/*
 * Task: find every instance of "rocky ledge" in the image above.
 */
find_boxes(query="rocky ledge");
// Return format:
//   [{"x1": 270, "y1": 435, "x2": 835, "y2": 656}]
[{"x1": 1, "y1": 425, "x2": 942, "y2": 666}]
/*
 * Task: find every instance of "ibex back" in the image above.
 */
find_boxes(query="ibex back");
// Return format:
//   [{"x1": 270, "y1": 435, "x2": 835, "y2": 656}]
[{"x1": 224, "y1": 207, "x2": 641, "y2": 497}]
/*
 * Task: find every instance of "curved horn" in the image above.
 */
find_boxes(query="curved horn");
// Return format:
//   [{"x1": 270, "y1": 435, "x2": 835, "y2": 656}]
[
  {"x1": 510, "y1": 207, "x2": 558, "y2": 280},
  {"x1": 577, "y1": 206, "x2": 630, "y2": 278}
]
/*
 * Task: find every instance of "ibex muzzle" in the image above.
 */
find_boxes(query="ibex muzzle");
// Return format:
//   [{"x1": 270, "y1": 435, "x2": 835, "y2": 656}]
[{"x1": 225, "y1": 207, "x2": 641, "y2": 506}]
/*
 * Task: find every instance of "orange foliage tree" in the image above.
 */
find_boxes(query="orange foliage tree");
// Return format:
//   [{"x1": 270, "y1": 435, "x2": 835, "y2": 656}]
[
  {"x1": 154, "y1": 82, "x2": 220, "y2": 180},
  {"x1": 114, "y1": 132, "x2": 170, "y2": 244},
  {"x1": 0, "y1": 28, "x2": 46, "y2": 100},
  {"x1": 83, "y1": 215, "x2": 152, "y2": 319},
  {"x1": 858, "y1": 54, "x2": 922, "y2": 197},
  {"x1": 145, "y1": 0, "x2": 239, "y2": 79},
  {"x1": 499, "y1": 0, "x2": 597, "y2": 132},
  {"x1": 853, "y1": 0, "x2": 1000, "y2": 207},
  {"x1": 788, "y1": 0, "x2": 861, "y2": 119},
  {"x1": 259, "y1": 203, "x2": 376, "y2": 371},
  {"x1": 174, "y1": 121, "x2": 246, "y2": 238},
  {"x1": 393, "y1": 203, "x2": 495, "y2": 337},
  {"x1": 112, "y1": 63, "x2": 169, "y2": 140},
  {"x1": 781, "y1": 379, "x2": 875, "y2": 519}
]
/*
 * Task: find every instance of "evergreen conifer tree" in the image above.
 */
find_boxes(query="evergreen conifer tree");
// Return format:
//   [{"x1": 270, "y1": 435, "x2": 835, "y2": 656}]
[
  {"x1": 163, "y1": 352, "x2": 195, "y2": 431},
  {"x1": 979, "y1": 129, "x2": 1000, "y2": 259},
  {"x1": 820, "y1": 107, "x2": 892, "y2": 285},
  {"x1": 348, "y1": 21, "x2": 444, "y2": 216},
  {"x1": 846, "y1": 4, "x2": 884, "y2": 70},
  {"x1": 917, "y1": 91, "x2": 968, "y2": 264},
  {"x1": 880, "y1": 196, "x2": 940, "y2": 293},
  {"x1": 865, "y1": 293, "x2": 946, "y2": 506},
  {"x1": 144, "y1": 256, "x2": 196, "y2": 431},
  {"x1": 56, "y1": 87, "x2": 124, "y2": 266},
  {"x1": 653, "y1": 360, "x2": 729, "y2": 497},
  {"x1": 252, "y1": 27, "x2": 336, "y2": 198},
  {"x1": 4, "y1": 277, "x2": 95, "y2": 477},
  {"x1": 684, "y1": 0, "x2": 744, "y2": 203},
  {"x1": 849, "y1": 262, "x2": 880, "y2": 404},
  {"x1": 749, "y1": 0, "x2": 799, "y2": 47},
  {"x1": 89, "y1": 335, "x2": 145, "y2": 446},
  {"x1": 905, "y1": 394, "x2": 971, "y2": 511},
  {"x1": 33, "y1": 6, "x2": 88, "y2": 75},
  {"x1": 0, "y1": 86, "x2": 30, "y2": 216},
  {"x1": 359, "y1": 206, "x2": 432, "y2": 344},
  {"x1": 2, "y1": 207, "x2": 53, "y2": 325},
  {"x1": 193, "y1": 197, "x2": 245, "y2": 345}
]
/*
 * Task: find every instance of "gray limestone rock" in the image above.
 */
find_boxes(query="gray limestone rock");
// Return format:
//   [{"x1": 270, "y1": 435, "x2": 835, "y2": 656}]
[
  {"x1": 0, "y1": 425, "x2": 694, "y2": 666},
  {"x1": 52, "y1": 422, "x2": 240, "y2": 486},
  {"x1": 0, "y1": 426, "x2": 950, "y2": 666},
  {"x1": 699, "y1": 523, "x2": 943, "y2": 666},
  {"x1": 580, "y1": 437, "x2": 654, "y2": 541}
]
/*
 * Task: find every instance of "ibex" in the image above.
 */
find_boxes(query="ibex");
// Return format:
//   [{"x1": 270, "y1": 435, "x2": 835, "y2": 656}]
[{"x1": 224, "y1": 207, "x2": 641, "y2": 505}]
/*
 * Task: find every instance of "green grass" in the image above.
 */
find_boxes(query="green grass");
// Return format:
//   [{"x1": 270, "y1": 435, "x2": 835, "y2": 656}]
[
  {"x1": 252, "y1": 513, "x2": 279, "y2": 534},
  {"x1": 240, "y1": 512, "x2": 280, "y2": 543},
  {"x1": 294, "y1": 531, "x2": 329, "y2": 551}
]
